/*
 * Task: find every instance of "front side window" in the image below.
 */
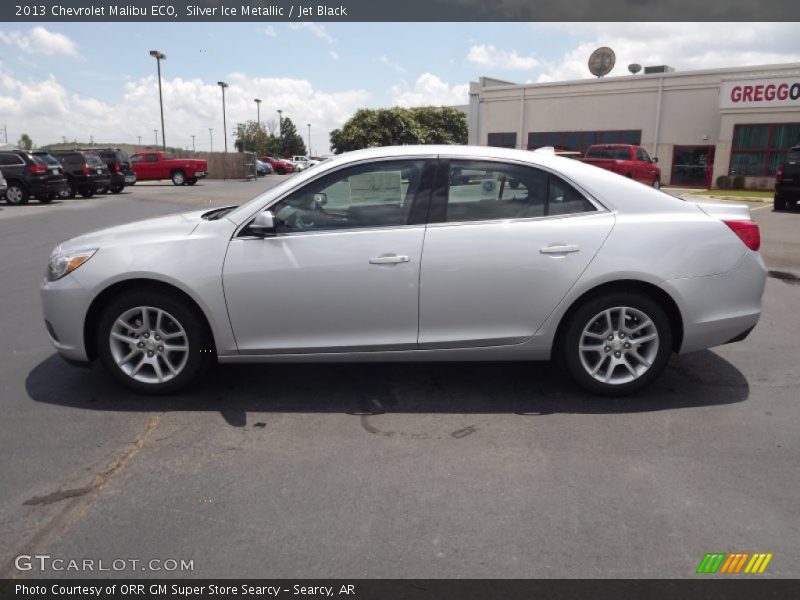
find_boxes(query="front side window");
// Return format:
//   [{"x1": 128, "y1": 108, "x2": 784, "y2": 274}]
[
  {"x1": 130, "y1": 154, "x2": 143, "y2": 164},
  {"x1": 445, "y1": 160, "x2": 595, "y2": 222},
  {"x1": 269, "y1": 160, "x2": 427, "y2": 233},
  {"x1": 144, "y1": 154, "x2": 159, "y2": 163}
]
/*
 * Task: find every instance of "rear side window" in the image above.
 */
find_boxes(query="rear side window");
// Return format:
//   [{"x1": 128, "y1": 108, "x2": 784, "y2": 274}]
[
  {"x1": 586, "y1": 147, "x2": 630, "y2": 160},
  {"x1": 445, "y1": 160, "x2": 595, "y2": 223},
  {"x1": 0, "y1": 153, "x2": 25, "y2": 166}
]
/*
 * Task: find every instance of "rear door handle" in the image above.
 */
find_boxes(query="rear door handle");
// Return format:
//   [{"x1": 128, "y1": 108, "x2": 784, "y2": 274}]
[
  {"x1": 369, "y1": 254, "x2": 410, "y2": 265},
  {"x1": 540, "y1": 244, "x2": 580, "y2": 254}
]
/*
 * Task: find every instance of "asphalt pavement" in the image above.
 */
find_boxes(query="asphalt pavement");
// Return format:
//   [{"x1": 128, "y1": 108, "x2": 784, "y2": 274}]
[{"x1": 0, "y1": 181, "x2": 798, "y2": 579}]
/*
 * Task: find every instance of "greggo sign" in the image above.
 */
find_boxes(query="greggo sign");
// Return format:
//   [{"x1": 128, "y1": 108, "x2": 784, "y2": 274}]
[{"x1": 721, "y1": 77, "x2": 800, "y2": 109}]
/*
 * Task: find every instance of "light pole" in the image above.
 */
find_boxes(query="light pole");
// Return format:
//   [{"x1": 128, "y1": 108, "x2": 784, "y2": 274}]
[
  {"x1": 217, "y1": 82, "x2": 229, "y2": 154},
  {"x1": 209, "y1": 128, "x2": 213, "y2": 153},
  {"x1": 154, "y1": 129, "x2": 158, "y2": 145},
  {"x1": 254, "y1": 98, "x2": 261, "y2": 128},
  {"x1": 277, "y1": 109, "x2": 283, "y2": 134},
  {"x1": 137, "y1": 135, "x2": 142, "y2": 146},
  {"x1": 191, "y1": 135, "x2": 195, "y2": 152},
  {"x1": 149, "y1": 50, "x2": 167, "y2": 150},
  {"x1": 307, "y1": 123, "x2": 311, "y2": 156}
]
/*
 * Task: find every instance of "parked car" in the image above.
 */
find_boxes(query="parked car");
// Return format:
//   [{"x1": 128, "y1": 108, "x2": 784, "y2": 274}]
[
  {"x1": 256, "y1": 159, "x2": 273, "y2": 176},
  {"x1": 292, "y1": 155, "x2": 321, "y2": 171},
  {"x1": 259, "y1": 156, "x2": 294, "y2": 175},
  {"x1": 79, "y1": 148, "x2": 136, "y2": 193},
  {"x1": 130, "y1": 151, "x2": 207, "y2": 186},
  {"x1": 774, "y1": 145, "x2": 800, "y2": 211},
  {"x1": 48, "y1": 150, "x2": 111, "y2": 199},
  {"x1": 40, "y1": 145, "x2": 765, "y2": 396},
  {"x1": 0, "y1": 149, "x2": 68, "y2": 205},
  {"x1": 0, "y1": 168, "x2": 6, "y2": 199},
  {"x1": 581, "y1": 144, "x2": 661, "y2": 189}
]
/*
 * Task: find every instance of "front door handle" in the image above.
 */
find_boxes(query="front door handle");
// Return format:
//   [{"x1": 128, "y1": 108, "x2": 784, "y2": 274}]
[
  {"x1": 540, "y1": 244, "x2": 580, "y2": 255},
  {"x1": 369, "y1": 254, "x2": 410, "y2": 265}
]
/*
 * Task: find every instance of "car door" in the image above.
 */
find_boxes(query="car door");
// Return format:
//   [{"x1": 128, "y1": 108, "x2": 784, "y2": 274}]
[
  {"x1": 418, "y1": 158, "x2": 615, "y2": 348},
  {"x1": 223, "y1": 158, "x2": 434, "y2": 354}
]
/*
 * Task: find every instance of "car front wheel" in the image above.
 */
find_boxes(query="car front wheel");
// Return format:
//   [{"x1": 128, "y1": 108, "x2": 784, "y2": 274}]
[
  {"x1": 5, "y1": 183, "x2": 29, "y2": 205},
  {"x1": 96, "y1": 289, "x2": 214, "y2": 394},
  {"x1": 652, "y1": 178, "x2": 661, "y2": 190},
  {"x1": 561, "y1": 292, "x2": 673, "y2": 396}
]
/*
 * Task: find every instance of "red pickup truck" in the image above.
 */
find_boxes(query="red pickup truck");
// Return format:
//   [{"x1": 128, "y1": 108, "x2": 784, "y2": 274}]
[
  {"x1": 581, "y1": 144, "x2": 661, "y2": 189},
  {"x1": 130, "y1": 151, "x2": 208, "y2": 186}
]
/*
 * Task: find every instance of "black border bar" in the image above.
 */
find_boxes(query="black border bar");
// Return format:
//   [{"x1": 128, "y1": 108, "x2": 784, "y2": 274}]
[
  {"x1": 3, "y1": 580, "x2": 800, "y2": 600},
  {"x1": 3, "y1": 0, "x2": 800, "y2": 22}
]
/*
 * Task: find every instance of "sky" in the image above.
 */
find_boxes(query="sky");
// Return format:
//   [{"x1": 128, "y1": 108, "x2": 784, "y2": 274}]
[{"x1": 0, "y1": 22, "x2": 799, "y2": 154}]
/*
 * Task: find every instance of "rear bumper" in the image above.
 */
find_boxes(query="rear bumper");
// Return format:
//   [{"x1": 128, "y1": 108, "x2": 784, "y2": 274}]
[{"x1": 662, "y1": 251, "x2": 767, "y2": 354}]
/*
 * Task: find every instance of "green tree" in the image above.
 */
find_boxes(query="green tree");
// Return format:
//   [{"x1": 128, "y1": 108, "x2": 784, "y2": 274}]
[
  {"x1": 18, "y1": 133, "x2": 33, "y2": 151},
  {"x1": 329, "y1": 106, "x2": 467, "y2": 154},
  {"x1": 234, "y1": 121, "x2": 270, "y2": 154},
  {"x1": 278, "y1": 117, "x2": 307, "y2": 157}
]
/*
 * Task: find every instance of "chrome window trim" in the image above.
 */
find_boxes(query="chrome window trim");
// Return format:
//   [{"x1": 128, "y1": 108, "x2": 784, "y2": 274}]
[{"x1": 424, "y1": 210, "x2": 612, "y2": 229}]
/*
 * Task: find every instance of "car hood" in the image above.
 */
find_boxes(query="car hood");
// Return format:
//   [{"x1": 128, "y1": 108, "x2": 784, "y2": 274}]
[{"x1": 56, "y1": 209, "x2": 210, "y2": 253}]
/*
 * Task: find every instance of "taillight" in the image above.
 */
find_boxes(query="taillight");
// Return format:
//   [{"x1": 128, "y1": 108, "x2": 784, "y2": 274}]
[
  {"x1": 28, "y1": 165, "x2": 47, "y2": 175},
  {"x1": 775, "y1": 165, "x2": 783, "y2": 184},
  {"x1": 82, "y1": 164, "x2": 91, "y2": 175},
  {"x1": 114, "y1": 162, "x2": 121, "y2": 172},
  {"x1": 724, "y1": 220, "x2": 760, "y2": 251}
]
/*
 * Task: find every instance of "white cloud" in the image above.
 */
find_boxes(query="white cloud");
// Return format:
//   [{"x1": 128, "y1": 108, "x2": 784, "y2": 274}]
[
  {"x1": 0, "y1": 67, "x2": 370, "y2": 152},
  {"x1": 0, "y1": 26, "x2": 79, "y2": 57},
  {"x1": 391, "y1": 73, "x2": 469, "y2": 107},
  {"x1": 258, "y1": 26, "x2": 277, "y2": 38},
  {"x1": 377, "y1": 55, "x2": 407, "y2": 74},
  {"x1": 467, "y1": 44, "x2": 539, "y2": 70},
  {"x1": 534, "y1": 23, "x2": 800, "y2": 82},
  {"x1": 288, "y1": 22, "x2": 334, "y2": 45},
  {"x1": 329, "y1": 50, "x2": 340, "y2": 61}
]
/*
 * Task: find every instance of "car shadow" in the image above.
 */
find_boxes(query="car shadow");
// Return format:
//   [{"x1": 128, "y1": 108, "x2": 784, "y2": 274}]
[{"x1": 26, "y1": 350, "x2": 749, "y2": 427}]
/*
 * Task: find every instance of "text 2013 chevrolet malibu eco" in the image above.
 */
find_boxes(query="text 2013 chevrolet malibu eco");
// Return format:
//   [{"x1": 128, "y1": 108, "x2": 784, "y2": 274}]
[{"x1": 40, "y1": 146, "x2": 767, "y2": 396}]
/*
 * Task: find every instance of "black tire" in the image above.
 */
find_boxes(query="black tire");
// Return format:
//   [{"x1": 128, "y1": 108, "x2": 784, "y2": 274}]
[
  {"x1": 276, "y1": 167, "x2": 286, "y2": 175},
  {"x1": 653, "y1": 178, "x2": 661, "y2": 190},
  {"x1": 65, "y1": 181, "x2": 77, "y2": 199},
  {"x1": 171, "y1": 170, "x2": 186, "y2": 186},
  {"x1": 186, "y1": 178, "x2": 197, "y2": 186},
  {"x1": 96, "y1": 186, "x2": 107, "y2": 194},
  {"x1": 560, "y1": 291, "x2": 673, "y2": 396},
  {"x1": 37, "y1": 194, "x2": 54, "y2": 204},
  {"x1": 96, "y1": 288, "x2": 214, "y2": 394},
  {"x1": 111, "y1": 184, "x2": 124, "y2": 194},
  {"x1": 5, "y1": 182, "x2": 29, "y2": 205},
  {"x1": 773, "y1": 194, "x2": 787, "y2": 211},
  {"x1": 80, "y1": 188, "x2": 94, "y2": 198}
]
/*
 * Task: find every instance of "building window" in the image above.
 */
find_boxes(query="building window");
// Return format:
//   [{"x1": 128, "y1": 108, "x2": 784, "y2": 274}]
[
  {"x1": 527, "y1": 130, "x2": 642, "y2": 155},
  {"x1": 487, "y1": 132, "x2": 517, "y2": 149},
  {"x1": 730, "y1": 123, "x2": 800, "y2": 177}
]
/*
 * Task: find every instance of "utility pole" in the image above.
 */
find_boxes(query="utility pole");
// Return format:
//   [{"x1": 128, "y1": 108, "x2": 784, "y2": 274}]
[
  {"x1": 307, "y1": 123, "x2": 311, "y2": 156},
  {"x1": 1, "y1": 125, "x2": 7, "y2": 143},
  {"x1": 209, "y1": 128, "x2": 213, "y2": 153},
  {"x1": 149, "y1": 50, "x2": 167, "y2": 150},
  {"x1": 137, "y1": 135, "x2": 142, "y2": 146},
  {"x1": 154, "y1": 129, "x2": 158, "y2": 145},
  {"x1": 191, "y1": 135, "x2": 195, "y2": 152}
]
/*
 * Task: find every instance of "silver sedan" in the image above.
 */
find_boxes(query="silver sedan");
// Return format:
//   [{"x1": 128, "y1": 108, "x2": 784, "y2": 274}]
[{"x1": 40, "y1": 145, "x2": 766, "y2": 396}]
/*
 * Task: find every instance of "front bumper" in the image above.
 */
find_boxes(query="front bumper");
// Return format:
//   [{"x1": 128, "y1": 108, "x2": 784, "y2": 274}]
[
  {"x1": 661, "y1": 250, "x2": 767, "y2": 354},
  {"x1": 40, "y1": 273, "x2": 91, "y2": 362}
]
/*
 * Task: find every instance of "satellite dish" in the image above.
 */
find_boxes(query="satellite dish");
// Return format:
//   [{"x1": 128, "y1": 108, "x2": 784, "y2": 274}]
[
  {"x1": 588, "y1": 47, "x2": 616, "y2": 78},
  {"x1": 628, "y1": 63, "x2": 642, "y2": 75}
]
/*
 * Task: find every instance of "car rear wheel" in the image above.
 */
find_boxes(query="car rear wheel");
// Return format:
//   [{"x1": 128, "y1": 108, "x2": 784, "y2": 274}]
[
  {"x1": 171, "y1": 170, "x2": 186, "y2": 186},
  {"x1": 276, "y1": 167, "x2": 286, "y2": 175},
  {"x1": 36, "y1": 194, "x2": 54, "y2": 204},
  {"x1": 186, "y1": 178, "x2": 197, "y2": 186},
  {"x1": 561, "y1": 292, "x2": 673, "y2": 396},
  {"x1": 774, "y1": 194, "x2": 787, "y2": 211},
  {"x1": 111, "y1": 184, "x2": 124, "y2": 194},
  {"x1": 80, "y1": 188, "x2": 94, "y2": 198},
  {"x1": 96, "y1": 289, "x2": 214, "y2": 394}
]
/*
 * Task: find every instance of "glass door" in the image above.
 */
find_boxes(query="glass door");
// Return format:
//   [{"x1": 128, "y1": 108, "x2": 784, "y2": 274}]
[{"x1": 671, "y1": 145, "x2": 715, "y2": 188}]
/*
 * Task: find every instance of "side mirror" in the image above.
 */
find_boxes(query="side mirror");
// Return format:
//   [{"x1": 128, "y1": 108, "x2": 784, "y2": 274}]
[
  {"x1": 652, "y1": 156, "x2": 659, "y2": 164},
  {"x1": 314, "y1": 192, "x2": 328, "y2": 206},
  {"x1": 249, "y1": 210, "x2": 276, "y2": 237}
]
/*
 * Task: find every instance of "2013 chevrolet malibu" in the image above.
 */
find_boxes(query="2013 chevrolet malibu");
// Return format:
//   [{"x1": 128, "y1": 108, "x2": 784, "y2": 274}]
[{"x1": 40, "y1": 146, "x2": 767, "y2": 396}]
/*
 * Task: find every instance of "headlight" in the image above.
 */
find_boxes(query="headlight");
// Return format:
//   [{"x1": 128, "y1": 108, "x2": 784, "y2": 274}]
[{"x1": 46, "y1": 248, "x2": 98, "y2": 281}]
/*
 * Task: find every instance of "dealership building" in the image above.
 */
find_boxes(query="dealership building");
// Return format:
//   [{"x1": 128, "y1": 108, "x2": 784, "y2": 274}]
[{"x1": 466, "y1": 62, "x2": 800, "y2": 188}]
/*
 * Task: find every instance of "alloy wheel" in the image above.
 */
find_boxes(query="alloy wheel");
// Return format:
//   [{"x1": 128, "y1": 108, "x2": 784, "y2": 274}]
[
  {"x1": 109, "y1": 306, "x2": 190, "y2": 384},
  {"x1": 578, "y1": 306, "x2": 659, "y2": 385}
]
